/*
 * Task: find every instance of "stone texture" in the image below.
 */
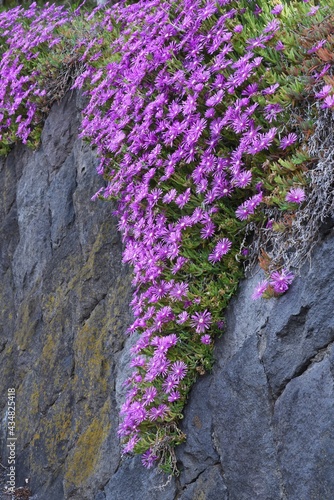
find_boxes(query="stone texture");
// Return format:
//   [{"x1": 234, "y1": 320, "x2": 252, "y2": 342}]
[
  {"x1": 0, "y1": 93, "x2": 133, "y2": 500},
  {"x1": 104, "y1": 456, "x2": 177, "y2": 500},
  {"x1": 1, "y1": 92, "x2": 334, "y2": 499},
  {"x1": 273, "y1": 344, "x2": 334, "y2": 500}
]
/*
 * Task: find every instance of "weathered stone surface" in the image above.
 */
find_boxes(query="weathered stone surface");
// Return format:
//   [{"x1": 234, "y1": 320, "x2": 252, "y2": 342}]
[
  {"x1": 260, "y1": 234, "x2": 334, "y2": 398},
  {"x1": 0, "y1": 94, "x2": 133, "y2": 500},
  {"x1": 176, "y1": 376, "x2": 219, "y2": 488},
  {"x1": 178, "y1": 465, "x2": 228, "y2": 500},
  {"x1": 273, "y1": 343, "x2": 334, "y2": 500},
  {"x1": 211, "y1": 333, "x2": 282, "y2": 500},
  {"x1": 104, "y1": 456, "x2": 177, "y2": 500},
  {"x1": 1, "y1": 92, "x2": 334, "y2": 500}
]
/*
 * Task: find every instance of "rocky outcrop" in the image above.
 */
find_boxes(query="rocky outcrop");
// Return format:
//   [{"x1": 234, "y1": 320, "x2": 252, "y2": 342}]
[
  {"x1": 0, "y1": 93, "x2": 333, "y2": 499},
  {"x1": 0, "y1": 93, "x2": 132, "y2": 500}
]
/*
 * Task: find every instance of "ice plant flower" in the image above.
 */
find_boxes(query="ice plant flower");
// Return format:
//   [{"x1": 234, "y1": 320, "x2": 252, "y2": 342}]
[
  {"x1": 252, "y1": 280, "x2": 269, "y2": 300},
  {"x1": 321, "y1": 95, "x2": 334, "y2": 109},
  {"x1": 285, "y1": 187, "x2": 306, "y2": 204},
  {"x1": 280, "y1": 133, "x2": 298, "y2": 149},
  {"x1": 315, "y1": 85, "x2": 332, "y2": 99},
  {"x1": 271, "y1": 5, "x2": 283, "y2": 15},
  {"x1": 307, "y1": 5, "x2": 320, "y2": 16},
  {"x1": 269, "y1": 269, "x2": 294, "y2": 293},
  {"x1": 201, "y1": 334, "x2": 211, "y2": 344},
  {"x1": 191, "y1": 310, "x2": 212, "y2": 334},
  {"x1": 208, "y1": 238, "x2": 232, "y2": 263}
]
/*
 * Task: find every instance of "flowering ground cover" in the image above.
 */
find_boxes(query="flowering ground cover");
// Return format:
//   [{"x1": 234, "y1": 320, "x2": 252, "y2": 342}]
[{"x1": 1, "y1": 0, "x2": 334, "y2": 474}]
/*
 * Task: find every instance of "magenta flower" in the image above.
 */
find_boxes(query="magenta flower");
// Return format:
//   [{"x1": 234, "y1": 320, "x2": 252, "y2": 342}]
[
  {"x1": 271, "y1": 4, "x2": 283, "y2": 15},
  {"x1": 191, "y1": 310, "x2": 212, "y2": 334},
  {"x1": 169, "y1": 282, "x2": 189, "y2": 301},
  {"x1": 307, "y1": 40, "x2": 327, "y2": 54},
  {"x1": 168, "y1": 390, "x2": 180, "y2": 402},
  {"x1": 264, "y1": 103, "x2": 283, "y2": 123},
  {"x1": 280, "y1": 133, "x2": 298, "y2": 149},
  {"x1": 123, "y1": 435, "x2": 139, "y2": 454},
  {"x1": 235, "y1": 202, "x2": 252, "y2": 221},
  {"x1": 201, "y1": 334, "x2": 211, "y2": 344},
  {"x1": 141, "y1": 449, "x2": 158, "y2": 469},
  {"x1": 321, "y1": 95, "x2": 334, "y2": 109},
  {"x1": 208, "y1": 238, "x2": 232, "y2": 263},
  {"x1": 149, "y1": 404, "x2": 169, "y2": 421},
  {"x1": 176, "y1": 311, "x2": 189, "y2": 324},
  {"x1": 275, "y1": 41, "x2": 285, "y2": 51},
  {"x1": 315, "y1": 85, "x2": 332, "y2": 99},
  {"x1": 162, "y1": 377, "x2": 178, "y2": 394},
  {"x1": 143, "y1": 387, "x2": 158, "y2": 406},
  {"x1": 285, "y1": 187, "x2": 306, "y2": 204},
  {"x1": 252, "y1": 280, "x2": 268, "y2": 300},
  {"x1": 307, "y1": 6, "x2": 320, "y2": 16},
  {"x1": 200, "y1": 221, "x2": 216, "y2": 239},
  {"x1": 170, "y1": 360, "x2": 187, "y2": 380},
  {"x1": 233, "y1": 170, "x2": 252, "y2": 188},
  {"x1": 269, "y1": 269, "x2": 294, "y2": 294},
  {"x1": 175, "y1": 188, "x2": 191, "y2": 208}
]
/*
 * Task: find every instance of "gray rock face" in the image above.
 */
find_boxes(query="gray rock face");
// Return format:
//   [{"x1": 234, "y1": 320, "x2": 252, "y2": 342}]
[{"x1": 1, "y1": 93, "x2": 334, "y2": 499}]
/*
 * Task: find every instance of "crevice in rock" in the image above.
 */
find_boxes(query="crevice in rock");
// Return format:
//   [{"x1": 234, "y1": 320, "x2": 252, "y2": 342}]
[
  {"x1": 80, "y1": 292, "x2": 107, "y2": 324},
  {"x1": 256, "y1": 333, "x2": 287, "y2": 500},
  {"x1": 173, "y1": 467, "x2": 208, "y2": 499},
  {"x1": 275, "y1": 336, "x2": 334, "y2": 400}
]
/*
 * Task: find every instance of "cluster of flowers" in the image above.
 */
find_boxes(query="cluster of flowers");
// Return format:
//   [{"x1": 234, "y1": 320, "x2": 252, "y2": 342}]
[
  {"x1": 76, "y1": 0, "x2": 319, "y2": 466},
  {"x1": 0, "y1": 2, "x2": 73, "y2": 145},
  {"x1": 0, "y1": 0, "x2": 333, "y2": 471}
]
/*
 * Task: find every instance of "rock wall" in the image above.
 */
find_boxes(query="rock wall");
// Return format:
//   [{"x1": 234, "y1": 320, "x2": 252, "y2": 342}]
[{"x1": 0, "y1": 94, "x2": 333, "y2": 499}]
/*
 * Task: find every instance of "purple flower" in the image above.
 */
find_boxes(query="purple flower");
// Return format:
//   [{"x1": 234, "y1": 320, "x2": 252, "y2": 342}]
[
  {"x1": 191, "y1": 310, "x2": 212, "y2": 334},
  {"x1": 169, "y1": 282, "x2": 189, "y2": 301},
  {"x1": 264, "y1": 103, "x2": 283, "y2": 123},
  {"x1": 235, "y1": 202, "x2": 252, "y2": 221},
  {"x1": 234, "y1": 24, "x2": 243, "y2": 33},
  {"x1": 162, "y1": 377, "x2": 178, "y2": 394},
  {"x1": 123, "y1": 435, "x2": 139, "y2": 454},
  {"x1": 321, "y1": 95, "x2": 334, "y2": 109},
  {"x1": 149, "y1": 404, "x2": 168, "y2": 421},
  {"x1": 200, "y1": 221, "x2": 216, "y2": 239},
  {"x1": 176, "y1": 311, "x2": 189, "y2": 324},
  {"x1": 271, "y1": 5, "x2": 283, "y2": 15},
  {"x1": 170, "y1": 360, "x2": 187, "y2": 380},
  {"x1": 208, "y1": 238, "x2": 232, "y2": 263},
  {"x1": 275, "y1": 41, "x2": 285, "y2": 51},
  {"x1": 233, "y1": 170, "x2": 252, "y2": 188},
  {"x1": 307, "y1": 40, "x2": 327, "y2": 54},
  {"x1": 254, "y1": 4, "x2": 262, "y2": 16},
  {"x1": 143, "y1": 387, "x2": 158, "y2": 406},
  {"x1": 172, "y1": 256, "x2": 188, "y2": 274},
  {"x1": 269, "y1": 269, "x2": 294, "y2": 294},
  {"x1": 201, "y1": 334, "x2": 211, "y2": 344},
  {"x1": 168, "y1": 390, "x2": 180, "y2": 402},
  {"x1": 307, "y1": 6, "x2": 320, "y2": 16},
  {"x1": 141, "y1": 449, "x2": 158, "y2": 469},
  {"x1": 280, "y1": 133, "x2": 298, "y2": 149},
  {"x1": 175, "y1": 188, "x2": 191, "y2": 208},
  {"x1": 315, "y1": 85, "x2": 332, "y2": 99},
  {"x1": 252, "y1": 280, "x2": 268, "y2": 300},
  {"x1": 262, "y1": 83, "x2": 280, "y2": 96},
  {"x1": 285, "y1": 187, "x2": 306, "y2": 204}
]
